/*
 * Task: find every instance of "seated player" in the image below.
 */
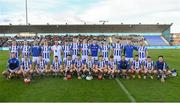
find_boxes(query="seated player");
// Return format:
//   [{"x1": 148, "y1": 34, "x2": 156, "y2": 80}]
[
  {"x1": 2, "y1": 52, "x2": 20, "y2": 79},
  {"x1": 108, "y1": 55, "x2": 117, "y2": 78},
  {"x1": 155, "y1": 56, "x2": 171, "y2": 82},
  {"x1": 64, "y1": 54, "x2": 74, "y2": 80},
  {"x1": 143, "y1": 56, "x2": 156, "y2": 79},
  {"x1": 50, "y1": 56, "x2": 63, "y2": 76},
  {"x1": 117, "y1": 55, "x2": 129, "y2": 79},
  {"x1": 35, "y1": 55, "x2": 47, "y2": 76},
  {"x1": 19, "y1": 55, "x2": 33, "y2": 78},
  {"x1": 131, "y1": 55, "x2": 143, "y2": 79},
  {"x1": 83, "y1": 54, "x2": 95, "y2": 76},
  {"x1": 74, "y1": 54, "x2": 83, "y2": 79}
]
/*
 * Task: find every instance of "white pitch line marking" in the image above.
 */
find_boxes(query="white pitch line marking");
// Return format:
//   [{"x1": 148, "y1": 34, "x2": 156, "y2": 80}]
[{"x1": 115, "y1": 78, "x2": 136, "y2": 102}]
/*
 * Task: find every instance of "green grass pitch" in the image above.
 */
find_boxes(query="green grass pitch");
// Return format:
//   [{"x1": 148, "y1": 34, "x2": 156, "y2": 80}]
[{"x1": 0, "y1": 49, "x2": 180, "y2": 102}]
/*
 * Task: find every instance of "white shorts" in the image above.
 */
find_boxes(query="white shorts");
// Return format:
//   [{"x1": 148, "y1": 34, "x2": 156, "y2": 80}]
[
  {"x1": 44, "y1": 58, "x2": 50, "y2": 63},
  {"x1": 114, "y1": 56, "x2": 121, "y2": 62},
  {"x1": 72, "y1": 55, "x2": 77, "y2": 60},
  {"x1": 32, "y1": 57, "x2": 39, "y2": 63},
  {"x1": 139, "y1": 58, "x2": 146, "y2": 63},
  {"x1": 92, "y1": 56, "x2": 98, "y2": 61},
  {"x1": 82, "y1": 55, "x2": 88, "y2": 61},
  {"x1": 125, "y1": 57, "x2": 133, "y2": 62}
]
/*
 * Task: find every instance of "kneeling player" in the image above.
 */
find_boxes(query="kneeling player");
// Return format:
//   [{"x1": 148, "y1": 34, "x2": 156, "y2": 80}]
[
  {"x1": 143, "y1": 56, "x2": 156, "y2": 79},
  {"x1": 94, "y1": 55, "x2": 107, "y2": 79},
  {"x1": 155, "y1": 56, "x2": 171, "y2": 82},
  {"x1": 93, "y1": 55, "x2": 107, "y2": 73},
  {"x1": 118, "y1": 55, "x2": 129, "y2": 79},
  {"x1": 64, "y1": 54, "x2": 74, "y2": 79},
  {"x1": 51, "y1": 56, "x2": 63, "y2": 76},
  {"x1": 74, "y1": 54, "x2": 83, "y2": 79},
  {"x1": 131, "y1": 55, "x2": 143, "y2": 79},
  {"x1": 35, "y1": 55, "x2": 47, "y2": 76},
  {"x1": 108, "y1": 55, "x2": 117, "y2": 78},
  {"x1": 2, "y1": 52, "x2": 20, "y2": 79},
  {"x1": 83, "y1": 54, "x2": 95, "y2": 76},
  {"x1": 19, "y1": 55, "x2": 33, "y2": 78}
]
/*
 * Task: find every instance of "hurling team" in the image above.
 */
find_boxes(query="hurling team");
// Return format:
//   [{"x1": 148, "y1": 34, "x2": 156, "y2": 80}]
[{"x1": 2, "y1": 37, "x2": 175, "y2": 82}]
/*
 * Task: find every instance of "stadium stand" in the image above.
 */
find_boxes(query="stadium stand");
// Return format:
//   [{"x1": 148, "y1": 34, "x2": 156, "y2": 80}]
[{"x1": 144, "y1": 35, "x2": 168, "y2": 46}]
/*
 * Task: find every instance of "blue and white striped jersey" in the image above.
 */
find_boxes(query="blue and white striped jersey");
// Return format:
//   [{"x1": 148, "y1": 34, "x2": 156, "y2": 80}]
[
  {"x1": 132, "y1": 60, "x2": 142, "y2": 69},
  {"x1": 21, "y1": 45, "x2": 31, "y2": 58},
  {"x1": 41, "y1": 46, "x2": 51, "y2": 59},
  {"x1": 144, "y1": 61, "x2": 154, "y2": 70},
  {"x1": 81, "y1": 44, "x2": 89, "y2": 56},
  {"x1": 137, "y1": 46, "x2": 147, "y2": 59},
  {"x1": 112, "y1": 43, "x2": 123, "y2": 56}
]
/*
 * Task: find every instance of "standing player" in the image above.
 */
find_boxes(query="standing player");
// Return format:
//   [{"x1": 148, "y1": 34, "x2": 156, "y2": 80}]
[
  {"x1": 81, "y1": 39, "x2": 89, "y2": 62},
  {"x1": 2, "y1": 52, "x2": 20, "y2": 79},
  {"x1": 144, "y1": 56, "x2": 156, "y2": 79},
  {"x1": 72, "y1": 39, "x2": 80, "y2": 60},
  {"x1": 100, "y1": 42, "x2": 110, "y2": 62},
  {"x1": 88, "y1": 40, "x2": 100, "y2": 62},
  {"x1": 117, "y1": 55, "x2": 129, "y2": 79},
  {"x1": 9, "y1": 40, "x2": 20, "y2": 59},
  {"x1": 51, "y1": 41, "x2": 62, "y2": 62},
  {"x1": 42, "y1": 41, "x2": 51, "y2": 63},
  {"x1": 124, "y1": 41, "x2": 135, "y2": 63},
  {"x1": 131, "y1": 55, "x2": 143, "y2": 79},
  {"x1": 112, "y1": 40, "x2": 123, "y2": 62},
  {"x1": 155, "y1": 56, "x2": 171, "y2": 82},
  {"x1": 50, "y1": 56, "x2": 63, "y2": 76},
  {"x1": 62, "y1": 41, "x2": 72, "y2": 61},
  {"x1": 32, "y1": 40, "x2": 41, "y2": 65},
  {"x1": 135, "y1": 42, "x2": 148, "y2": 63},
  {"x1": 21, "y1": 41, "x2": 31, "y2": 62}
]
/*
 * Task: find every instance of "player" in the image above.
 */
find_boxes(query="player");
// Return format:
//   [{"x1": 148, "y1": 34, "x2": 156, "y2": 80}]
[
  {"x1": 135, "y1": 42, "x2": 148, "y2": 63},
  {"x1": 155, "y1": 56, "x2": 171, "y2": 82},
  {"x1": 51, "y1": 41, "x2": 62, "y2": 62},
  {"x1": 2, "y1": 52, "x2": 20, "y2": 79},
  {"x1": 131, "y1": 55, "x2": 143, "y2": 79},
  {"x1": 112, "y1": 40, "x2": 123, "y2": 62},
  {"x1": 74, "y1": 54, "x2": 83, "y2": 79},
  {"x1": 41, "y1": 41, "x2": 51, "y2": 63},
  {"x1": 143, "y1": 56, "x2": 156, "y2": 79},
  {"x1": 83, "y1": 54, "x2": 95, "y2": 76},
  {"x1": 62, "y1": 41, "x2": 72, "y2": 61},
  {"x1": 124, "y1": 41, "x2": 135, "y2": 63},
  {"x1": 50, "y1": 56, "x2": 63, "y2": 76},
  {"x1": 35, "y1": 55, "x2": 47, "y2": 77},
  {"x1": 9, "y1": 40, "x2": 19, "y2": 59},
  {"x1": 88, "y1": 39, "x2": 100, "y2": 62},
  {"x1": 108, "y1": 55, "x2": 117, "y2": 78},
  {"x1": 117, "y1": 55, "x2": 129, "y2": 79},
  {"x1": 81, "y1": 39, "x2": 89, "y2": 62},
  {"x1": 100, "y1": 42, "x2": 110, "y2": 62},
  {"x1": 64, "y1": 54, "x2": 74, "y2": 79},
  {"x1": 32, "y1": 40, "x2": 41, "y2": 65},
  {"x1": 72, "y1": 39, "x2": 80, "y2": 60},
  {"x1": 94, "y1": 55, "x2": 107, "y2": 79},
  {"x1": 19, "y1": 55, "x2": 33, "y2": 78},
  {"x1": 21, "y1": 41, "x2": 31, "y2": 62}
]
